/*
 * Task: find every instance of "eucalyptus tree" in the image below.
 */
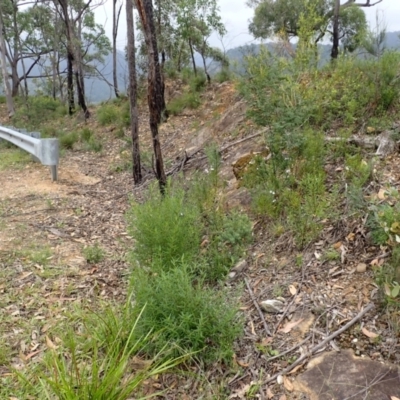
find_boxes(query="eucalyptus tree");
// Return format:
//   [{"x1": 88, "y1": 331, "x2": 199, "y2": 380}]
[
  {"x1": 113, "y1": 0, "x2": 123, "y2": 97},
  {"x1": 55, "y1": 0, "x2": 111, "y2": 117},
  {"x1": 135, "y1": 0, "x2": 167, "y2": 190},
  {"x1": 175, "y1": 0, "x2": 226, "y2": 75},
  {"x1": 126, "y1": 0, "x2": 141, "y2": 184},
  {"x1": 248, "y1": 0, "x2": 382, "y2": 57},
  {"x1": 1, "y1": 0, "x2": 55, "y2": 97}
]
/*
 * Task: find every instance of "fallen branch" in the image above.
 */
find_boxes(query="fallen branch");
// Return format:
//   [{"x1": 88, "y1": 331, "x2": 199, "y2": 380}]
[
  {"x1": 264, "y1": 302, "x2": 375, "y2": 384},
  {"x1": 265, "y1": 335, "x2": 312, "y2": 362},
  {"x1": 245, "y1": 277, "x2": 272, "y2": 337}
]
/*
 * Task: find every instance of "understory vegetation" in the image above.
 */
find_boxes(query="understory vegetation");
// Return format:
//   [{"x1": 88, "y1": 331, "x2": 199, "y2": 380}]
[
  {"x1": 239, "y1": 43, "x2": 400, "y2": 308},
  {"x1": 2, "y1": 31, "x2": 400, "y2": 400}
]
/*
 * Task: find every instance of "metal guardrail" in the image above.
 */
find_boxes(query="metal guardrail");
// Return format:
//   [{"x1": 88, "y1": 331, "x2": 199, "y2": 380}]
[{"x1": 0, "y1": 126, "x2": 59, "y2": 181}]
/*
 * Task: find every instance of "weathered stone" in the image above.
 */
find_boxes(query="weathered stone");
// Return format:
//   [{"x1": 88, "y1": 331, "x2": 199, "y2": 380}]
[
  {"x1": 356, "y1": 263, "x2": 367, "y2": 273},
  {"x1": 260, "y1": 299, "x2": 285, "y2": 313},
  {"x1": 232, "y1": 148, "x2": 270, "y2": 182},
  {"x1": 375, "y1": 130, "x2": 397, "y2": 156},
  {"x1": 294, "y1": 350, "x2": 400, "y2": 400}
]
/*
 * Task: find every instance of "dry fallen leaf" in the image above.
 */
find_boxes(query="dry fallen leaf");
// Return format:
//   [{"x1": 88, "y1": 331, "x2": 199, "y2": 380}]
[
  {"x1": 390, "y1": 396, "x2": 400, "y2": 400},
  {"x1": 237, "y1": 360, "x2": 250, "y2": 368},
  {"x1": 288, "y1": 284, "x2": 297, "y2": 295},
  {"x1": 279, "y1": 318, "x2": 304, "y2": 334},
  {"x1": 362, "y1": 327, "x2": 379, "y2": 339},
  {"x1": 260, "y1": 337, "x2": 273, "y2": 346},
  {"x1": 283, "y1": 376, "x2": 294, "y2": 392},
  {"x1": 333, "y1": 241, "x2": 342, "y2": 249},
  {"x1": 266, "y1": 387, "x2": 274, "y2": 399},
  {"x1": 378, "y1": 188, "x2": 387, "y2": 200},
  {"x1": 46, "y1": 335, "x2": 58, "y2": 350}
]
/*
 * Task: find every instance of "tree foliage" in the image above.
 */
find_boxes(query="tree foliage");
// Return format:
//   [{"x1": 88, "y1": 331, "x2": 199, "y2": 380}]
[{"x1": 248, "y1": 0, "x2": 367, "y2": 52}]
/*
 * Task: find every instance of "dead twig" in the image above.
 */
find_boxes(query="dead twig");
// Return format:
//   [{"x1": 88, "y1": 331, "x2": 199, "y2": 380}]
[
  {"x1": 265, "y1": 335, "x2": 312, "y2": 362},
  {"x1": 245, "y1": 277, "x2": 272, "y2": 337},
  {"x1": 273, "y1": 261, "x2": 310, "y2": 334},
  {"x1": 264, "y1": 303, "x2": 375, "y2": 384}
]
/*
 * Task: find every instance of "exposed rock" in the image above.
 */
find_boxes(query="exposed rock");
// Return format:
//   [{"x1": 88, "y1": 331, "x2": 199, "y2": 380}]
[
  {"x1": 228, "y1": 259, "x2": 248, "y2": 280},
  {"x1": 356, "y1": 263, "x2": 367, "y2": 273},
  {"x1": 294, "y1": 350, "x2": 400, "y2": 400},
  {"x1": 260, "y1": 299, "x2": 286, "y2": 313},
  {"x1": 232, "y1": 148, "x2": 270, "y2": 183},
  {"x1": 289, "y1": 311, "x2": 316, "y2": 339},
  {"x1": 375, "y1": 130, "x2": 397, "y2": 156}
]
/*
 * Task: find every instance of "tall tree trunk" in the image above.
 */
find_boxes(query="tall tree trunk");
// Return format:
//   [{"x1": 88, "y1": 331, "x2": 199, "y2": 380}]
[
  {"x1": 67, "y1": 51, "x2": 75, "y2": 114},
  {"x1": 331, "y1": 0, "x2": 340, "y2": 59},
  {"x1": 57, "y1": 0, "x2": 89, "y2": 117},
  {"x1": 188, "y1": 37, "x2": 197, "y2": 75},
  {"x1": 113, "y1": 0, "x2": 122, "y2": 98},
  {"x1": 200, "y1": 45, "x2": 211, "y2": 84},
  {"x1": 0, "y1": 9, "x2": 14, "y2": 117},
  {"x1": 126, "y1": 0, "x2": 142, "y2": 185},
  {"x1": 135, "y1": 0, "x2": 167, "y2": 191},
  {"x1": 52, "y1": 12, "x2": 59, "y2": 100}
]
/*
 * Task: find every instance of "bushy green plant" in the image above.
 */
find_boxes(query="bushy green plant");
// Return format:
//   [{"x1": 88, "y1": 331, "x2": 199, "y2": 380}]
[
  {"x1": 12, "y1": 96, "x2": 67, "y2": 129},
  {"x1": 83, "y1": 243, "x2": 105, "y2": 264},
  {"x1": 203, "y1": 211, "x2": 253, "y2": 281},
  {"x1": 239, "y1": 47, "x2": 400, "y2": 133},
  {"x1": 189, "y1": 73, "x2": 207, "y2": 92},
  {"x1": 126, "y1": 183, "x2": 202, "y2": 271},
  {"x1": 242, "y1": 129, "x2": 333, "y2": 248},
  {"x1": 59, "y1": 132, "x2": 79, "y2": 150},
  {"x1": 85, "y1": 137, "x2": 103, "y2": 153},
  {"x1": 97, "y1": 103, "x2": 120, "y2": 126},
  {"x1": 367, "y1": 201, "x2": 400, "y2": 246},
  {"x1": 19, "y1": 304, "x2": 183, "y2": 400},
  {"x1": 80, "y1": 127, "x2": 93, "y2": 142},
  {"x1": 167, "y1": 92, "x2": 201, "y2": 115},
  {"x1": 345, "y1": 153, "x2": 372, "y2": 188},
  {"x1": 131, "y1": 264, "x2": 242, "y2": 363},
  {"x1": 214, "y1": 68, "x2": 231, "y2": 83}
]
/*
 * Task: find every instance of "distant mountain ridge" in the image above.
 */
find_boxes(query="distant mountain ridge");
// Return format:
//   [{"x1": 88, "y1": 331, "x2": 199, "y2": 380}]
[{"x1": 10, "y1": 31, "x2": 400, "y2": 103}]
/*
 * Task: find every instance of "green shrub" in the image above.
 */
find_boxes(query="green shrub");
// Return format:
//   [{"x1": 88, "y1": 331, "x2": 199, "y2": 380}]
[
  {"x1": 131, "y1": 264, "x2": 242, "y2": 363},
  {"x1": 126, "y1": 183, "x2": 202, "y2": 271},
  {"x1": 83, "y1": 243, "x2": 105, "y2": 264},
  {"x1": 20, "y1": 303, "x2": 183, "y2": 400},
  {"x1": 167, "y1": 92, "x2": 201, "y2": 115},
  {"x1": 59, "y1": 131, "x2": 79, "y2": 150},
  {"x1": 80, "y1": 127, "x2": 93, "y2": 142},
  {"x1": 203, "y1": 211, "x2": 253, "y2": 281},
  {"x1": 214, "y1": 68, "x2": 231, "y2": 83},
  {"x1": 85, "y1": 137, "x2": 103, "y2": 153},
  {"x1": 97, "y1": 103, "x2": 120, "y2": 126},
  {"x1": 189, "y1": 73, "x2": 207, "y2": 92},
  {"x1": 239, "y1": 48, "x2": 400, "y2": 133},
  {"x1": 12, "y1": 96, "x2": 67, "y2": 129},
  {"x1": 345, "y1": 153, "x2": 372, "y2": 188}
]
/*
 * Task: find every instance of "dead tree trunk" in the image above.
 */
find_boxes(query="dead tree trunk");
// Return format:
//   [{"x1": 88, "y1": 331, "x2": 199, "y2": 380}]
[
  {"x1": 135, "y1": 0, "x2": 167, "y2": 190},
  {"x1": 126, "y1": 0, "x2": 142, "y2": 185}
]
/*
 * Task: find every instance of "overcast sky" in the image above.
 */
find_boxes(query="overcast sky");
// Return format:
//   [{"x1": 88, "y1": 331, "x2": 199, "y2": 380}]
[{"x1": 95, "y1": 0, "x2": 400, "y2": 51}]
